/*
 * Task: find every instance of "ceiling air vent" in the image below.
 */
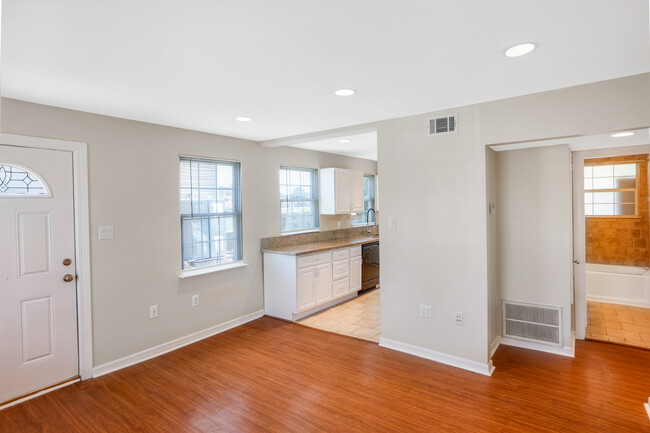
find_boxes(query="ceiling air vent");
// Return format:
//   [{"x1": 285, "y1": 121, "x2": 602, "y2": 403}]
[
  {"x1": 503, "y1": 301, "x2": 562, "y2": 346},
  {"x1": 427, "y1": 114, "x2": 457, "y2": 136}
]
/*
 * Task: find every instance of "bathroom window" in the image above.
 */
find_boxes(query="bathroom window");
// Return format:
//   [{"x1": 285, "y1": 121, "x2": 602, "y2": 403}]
[
  {"x1": 584, "y1": 162, "x2": 637, "y2": 216},
  {"x1": 352, "y1": 174, "x2": 376, "y2": 225},
  {"x1": 280, "y1": 166, "x2": 319, "y2": 232},
  {"x1": 179, "y1": 156, "x2": 242, "y2": 270}
]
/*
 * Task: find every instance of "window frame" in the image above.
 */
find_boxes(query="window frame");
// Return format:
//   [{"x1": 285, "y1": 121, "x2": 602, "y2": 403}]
[
  {"x1": 351, "y1": 174, "x2": 376, "y2": 226},
  {"x1": 584, "y1": 160, "x2": 639, "y2": 218},
  {"x1": 279, "y1": 165, "x2": 320, "y2": 233},
  {"x1": 179, "y1": 155, "x2": 244, "y2": 272}
]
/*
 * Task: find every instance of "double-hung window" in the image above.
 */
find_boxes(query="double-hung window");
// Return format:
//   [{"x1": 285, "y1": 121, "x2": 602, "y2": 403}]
[
  {"x1": 584, "y1": 162, "x2": 637, "y2": 216},
  {"x1": 180, "y1": 156, "x2": 242, "y2": 270},
  {"x1": 280, "y1": 166, "x2": 319, "y2": 232},
  {"x1": 352, "y1": 174, "x2": 376, "y2": 225}
]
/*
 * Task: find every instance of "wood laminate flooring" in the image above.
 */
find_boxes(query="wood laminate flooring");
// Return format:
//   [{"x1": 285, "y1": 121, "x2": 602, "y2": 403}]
[
  {"x1": 586, "y1": 301, "x2": 650, "y2": 349},
  {"x1": 299, "y1": 288, "x2": 381, "y2": 342},
  {"x1": 2, "y1": 316, "x2": 650, "y2": 432}
]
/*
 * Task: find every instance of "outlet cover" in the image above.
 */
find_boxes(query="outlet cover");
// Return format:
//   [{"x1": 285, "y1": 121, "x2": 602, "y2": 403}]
[
  {"x1": 420, "y1": 304, "x2": 432, "y2": 319},
  {"x1": 455, "y1": 312, "x2": 463, "y2": 326},
  {"x1": 192, "y1": 294, "x2": 199, "y2": 307},
  {"x1": 149, "y1": 305, "x2": 159, "y2": 319}
]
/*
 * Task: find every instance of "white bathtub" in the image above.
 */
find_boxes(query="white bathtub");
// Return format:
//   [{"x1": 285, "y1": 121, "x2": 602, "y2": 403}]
[{"x1": 586, "y1": 263, "x2": 650, "y2": 308}]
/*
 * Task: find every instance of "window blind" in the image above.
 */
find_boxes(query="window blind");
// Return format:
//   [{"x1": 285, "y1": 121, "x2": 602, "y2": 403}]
[{"x1": 180, "y1": 157, "x2": 242, "y2": 270}]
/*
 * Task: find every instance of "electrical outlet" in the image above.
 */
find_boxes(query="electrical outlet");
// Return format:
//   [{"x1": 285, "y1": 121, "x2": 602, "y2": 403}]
[
  {"x1": 192, "y1": 294, "x2": 199, "y2": 307},
  {"x1": 455, "y1": 312, "x2": 463, "y2": 326},
  {"x1": 337, "y1": 221, "x2": 341, "y2": 229},
  {"x1": 267, "y1": 226, "x2": 273, "y2": 236},
  {"x1": 149, "y1": 305, "x2": 159, "y2": 319},
  {"x1": 420, "y1": 304, "x2": 432, "y2": 319}
]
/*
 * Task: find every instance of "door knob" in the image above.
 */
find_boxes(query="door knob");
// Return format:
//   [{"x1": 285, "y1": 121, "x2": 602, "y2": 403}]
[
  {"x1": 63, "y1": 274, "x2": 74, "y2": 282},
  {"x1": 63, "y1": 258, "x2": 72, "y2": 266}
]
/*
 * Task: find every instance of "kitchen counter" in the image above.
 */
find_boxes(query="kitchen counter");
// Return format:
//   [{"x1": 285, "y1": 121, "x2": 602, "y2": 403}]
[{"x1": 262, "y1": 235, "x2": 379, "y2": 256}]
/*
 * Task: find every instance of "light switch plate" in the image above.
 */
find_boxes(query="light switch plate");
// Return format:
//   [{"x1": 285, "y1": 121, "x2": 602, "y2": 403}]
[
  {"x1": 98, "y1": 226, "x2": 114, "y2": 240},
  {"x1": 389, "y1": 218, "x2": 396, "y2": 230}
]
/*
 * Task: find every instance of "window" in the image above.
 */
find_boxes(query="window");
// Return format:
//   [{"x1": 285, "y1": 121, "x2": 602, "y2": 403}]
[
  {"x1": 584, "y1": 162, "x2": 637, "y2": 216},
  {"x1": 0, "y1": 163, "x2": 49, "y2": 196},
  {"x1": 352, "y1": 174, "x2": 376, "y2": 225},
  {"x1": 280, "y1": 166, "x2": 319, "y2": 232},
  {"x1": 179, "y1": 157, "x2": 242, "y2": 270}
]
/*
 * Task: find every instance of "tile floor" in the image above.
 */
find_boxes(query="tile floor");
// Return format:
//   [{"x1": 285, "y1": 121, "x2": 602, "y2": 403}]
[
  {"x1": 586, "y1": 301, "x2": 650, "y2": 349},
  {"x1": 298, "y1": 288, "x2": 381, "y2": 342}
]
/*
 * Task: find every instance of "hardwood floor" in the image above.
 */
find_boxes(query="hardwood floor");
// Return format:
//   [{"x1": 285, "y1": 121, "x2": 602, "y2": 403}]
[{"x1": 2, "y1": 316, "x2": 650, "y2": 432}]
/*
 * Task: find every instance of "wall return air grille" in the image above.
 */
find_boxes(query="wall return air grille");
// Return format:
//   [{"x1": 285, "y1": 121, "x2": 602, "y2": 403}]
[
  {"x1": 503, "y1": 301, "x2": 562, "y2": 346},
  {"x1": 427, "y1": 114, "x2": 457, "y2": 136}
]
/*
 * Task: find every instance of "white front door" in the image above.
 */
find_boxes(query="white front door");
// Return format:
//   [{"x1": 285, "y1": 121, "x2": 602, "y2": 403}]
[{"x1": 0, "y1": 145, "x2": 78, "y2": 403}]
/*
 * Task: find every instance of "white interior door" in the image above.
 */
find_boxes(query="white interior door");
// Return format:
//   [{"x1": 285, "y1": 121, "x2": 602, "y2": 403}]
[
  {"x1": 572, "y1": 151, "x2": 587, "y2": 340},
  {"x1": 0, "y1": 145, "x2": 78, "y2": 403}
]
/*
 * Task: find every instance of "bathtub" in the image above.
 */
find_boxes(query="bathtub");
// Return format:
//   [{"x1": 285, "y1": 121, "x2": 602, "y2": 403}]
[{"x1": 585, "y1": 263, "x2": 650, "y2": 308}]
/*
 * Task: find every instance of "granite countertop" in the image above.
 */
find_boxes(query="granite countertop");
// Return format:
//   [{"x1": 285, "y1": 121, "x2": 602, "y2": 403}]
[{"x1": 262, "y1": 235, "x2": 379, "y2": 256}]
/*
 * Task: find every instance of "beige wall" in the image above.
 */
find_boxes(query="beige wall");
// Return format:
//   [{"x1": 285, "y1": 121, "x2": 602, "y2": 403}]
[
  {"x1": 374, "y1": 73, "x2": 649, "y2": 367},
  {"x1": 0, "y1": 98, "x2": 376, "y2": 366},
  {"x1": 496, "y1": 145, "x2": 573, "y2": 348}
]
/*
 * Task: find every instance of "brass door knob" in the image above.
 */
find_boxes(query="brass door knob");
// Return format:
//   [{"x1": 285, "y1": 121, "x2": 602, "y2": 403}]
[
  {"x1": 63, "y1": 274, "x2": 74, "y2": 282},
  {"x1": 63, "y1": 258, "x2": 72, "y2": 266}
]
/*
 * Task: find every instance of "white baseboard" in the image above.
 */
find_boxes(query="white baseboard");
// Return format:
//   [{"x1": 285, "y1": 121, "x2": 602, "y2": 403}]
[
  {"x1": 379, "y1": 337, "x2": 494, "y2": 376},
  {"x1": 489, "y1": 336, "x2": 502, "y2": 359},
  {"x1": 93, "y1": 309, "x2": 265, "y2": 378},
  {"x1": 500, "y1": 333, "x2": 575, "y2": 358},
  {"x1": 587, "y1": 295, "x2": 650, "y2": 310},
  {"x1": 645, "y1": 400, "x2": 650, "y2": 420}
]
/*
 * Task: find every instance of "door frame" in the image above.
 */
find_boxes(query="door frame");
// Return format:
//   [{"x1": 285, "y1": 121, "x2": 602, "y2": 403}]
[{"x1": 0, "y1": 133, "x2": 93, "y2": 380}]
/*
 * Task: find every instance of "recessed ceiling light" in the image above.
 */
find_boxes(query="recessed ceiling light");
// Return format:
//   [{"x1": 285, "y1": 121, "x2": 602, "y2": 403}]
[
  {"x1": 235, "y1": 116, "x2": 253, "y2": 122},
  {"x1": 334, "y1": 89, "x2": 356, "y2": 96},
  {"x1": 339, "y1": 139, "x2": 351, "y2": 143},
  {"x1": 611, "y1": 132, "x2": 635, "y2": 138},
  {"x1": 504, "y1": 43, "x2": 537, "y2": 58}
]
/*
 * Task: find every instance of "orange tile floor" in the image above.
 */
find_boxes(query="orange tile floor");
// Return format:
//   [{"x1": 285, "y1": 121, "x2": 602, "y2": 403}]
[
  {"x1": 298, "y1": 288, "x2": 381, "y2": 342},
  {"x1": 586, "y1": 301, "x2": 650, "y2": 349}
]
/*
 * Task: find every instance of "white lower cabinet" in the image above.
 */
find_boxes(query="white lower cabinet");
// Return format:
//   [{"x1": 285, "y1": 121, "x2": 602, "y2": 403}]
[
  {"x1": 263, "y1": 245, "x2": 364, "y2": 321},
  {"x1": 313, "y1": 263, "x2": 333, "y2": 304},
  {"x1": 350, "y1": 256, "x2": 362, "y2": 292}
]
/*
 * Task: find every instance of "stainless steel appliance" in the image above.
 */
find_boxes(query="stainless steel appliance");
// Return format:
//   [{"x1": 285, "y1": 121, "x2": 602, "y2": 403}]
[{"x1": 361, "y1": 242, "x2": 379, "y2": 291}]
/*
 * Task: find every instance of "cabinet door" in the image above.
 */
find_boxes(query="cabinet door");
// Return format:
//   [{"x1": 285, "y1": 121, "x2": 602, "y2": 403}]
[
  {"x1": 335, "y1": 169, "x2": 351, "y2": 213},
  {"x1": 350, "y1": 170, "x2": 364, "y2": 212},
  {"x1": 314, "y1": 263, "x2": 333, "y2": 305},
  {"x1": 297, "y1": 267, "x2": 316, "y2": 312},
  {"x1": 350, "y1": 256, "x2": 362, "y2": 293}
]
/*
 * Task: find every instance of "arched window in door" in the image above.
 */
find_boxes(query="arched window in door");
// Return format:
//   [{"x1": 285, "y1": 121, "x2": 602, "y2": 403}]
[{"x1": 0, "y1": 163, "x2": 51, "y2": 196}]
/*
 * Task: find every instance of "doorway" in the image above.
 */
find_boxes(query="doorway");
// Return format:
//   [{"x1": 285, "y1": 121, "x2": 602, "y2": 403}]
[
  {"x1": 573, "y1": 143, "x2": 650, "y2": 349},
  {"x1": 0, "y1": 134, "x2": 92, "y2": 408}
]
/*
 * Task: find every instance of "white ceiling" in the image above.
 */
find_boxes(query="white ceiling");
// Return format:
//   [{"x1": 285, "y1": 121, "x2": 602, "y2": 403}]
[
  {"x1": 2, "y1": 1, "x2": 649, "y2": 143},
  {"x1": 288, "y1": 131, "x2": 378, "y2": 161}
]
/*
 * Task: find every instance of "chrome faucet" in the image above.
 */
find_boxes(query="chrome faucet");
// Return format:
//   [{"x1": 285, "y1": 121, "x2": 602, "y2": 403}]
[{"x1": 366, "y1": 208, "x2": 376, "y2": 234}]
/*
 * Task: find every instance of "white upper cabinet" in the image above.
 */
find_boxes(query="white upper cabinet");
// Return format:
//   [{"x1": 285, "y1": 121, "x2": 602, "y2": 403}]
[{"x1": 320, "y1": 168, "x2": 364, "y2": 214}]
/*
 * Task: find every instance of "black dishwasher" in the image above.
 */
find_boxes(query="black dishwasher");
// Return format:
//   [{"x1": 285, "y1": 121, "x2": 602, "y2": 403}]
[{"x1": 361, "y1": 242, "x2": 380, "y2": 291}]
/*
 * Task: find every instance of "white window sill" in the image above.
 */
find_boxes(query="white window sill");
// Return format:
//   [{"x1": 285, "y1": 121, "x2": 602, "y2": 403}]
[
  {"x1": 281, "y1": 228, "x2": 319, "y2": 236},
  {"x1": 179, "y1": 262, "x2": 249, "y2": 279}
]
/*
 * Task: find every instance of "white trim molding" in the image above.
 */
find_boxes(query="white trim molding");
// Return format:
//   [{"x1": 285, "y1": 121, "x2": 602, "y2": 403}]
[
  {"x1": 500, "y1": 332, "x2": 575, "y2": 358},
  {"x1": 587, "y1": 295, "x2": 650, "y2": 310},
  {"x1": 379, "y1": 338, "x2": 494, "y2": 376},
  {"x1": 0, "y1": 133, "x2": 93, "y2": 380},
  {"x1": 93, "y1": 309, "x2": 265, "y2": 378},
  {"x1": 489, "y1": 336, "x2": 502, "y2": 359},
  {"x1": 644, "y1": 397, "x2": 650, "y2": 421}
]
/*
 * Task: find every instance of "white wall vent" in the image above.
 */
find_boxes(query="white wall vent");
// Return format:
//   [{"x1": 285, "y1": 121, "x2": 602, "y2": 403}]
[
  {"x1": 427, "y1": 114, "x2": 457, "y2": 136},
  {"x1": 503, "y1": 301, "x2": 562, "y2": 347}
]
